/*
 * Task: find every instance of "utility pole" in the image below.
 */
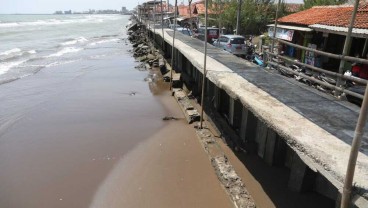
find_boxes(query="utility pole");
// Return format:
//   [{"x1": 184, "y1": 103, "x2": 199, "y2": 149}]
[
  {"x1": 340, "y1": 1, "x2": 365, "y2": 206},
  {"x1": 161, "y1": 0, "x2": 165, "y2": 50},
  {"x1": 199, "y1": 0, "x2": 208, "y2": 129},
  {"x1": 335, "y1": 0, "x2": 360, "y2": 97},
  {"x1": 153, "y1": 0, "x2": 156, "y2": 42},
  {"x1": 236, "y1": 0, "x2": 242, "y2": 35},
  {"x1": 188, "y1": 0, "x2": 193, "y2": 30},
  {"x1": 170, "y1": 0, "x2": 178, "y2": 90},
  {"x1": 270, "y1": 0, "x2": 281, "y2": 54}
]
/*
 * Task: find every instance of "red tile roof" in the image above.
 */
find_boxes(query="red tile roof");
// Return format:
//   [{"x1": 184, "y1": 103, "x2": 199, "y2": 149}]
[
  {"x1": 320, "y1": 8, "x2": 368, "y2": 29},
  {"x1": 278, "y1": 5, "x2": 353, "y2": 26},
  {"x1": 278, "y1": 4, "x2": 368, "y2": 29},
  {"x1": 192, "y1": 0, "x2": 217, "y2": 15},
  {"x1": 178, "y1": 4, "x2": 190, "y2": 16}
]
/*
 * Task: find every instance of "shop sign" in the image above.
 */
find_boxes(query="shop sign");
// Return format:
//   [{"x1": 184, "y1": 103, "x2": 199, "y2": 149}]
[{"x1": 268, "y1": 27, "x2": 294, "y2": 41}]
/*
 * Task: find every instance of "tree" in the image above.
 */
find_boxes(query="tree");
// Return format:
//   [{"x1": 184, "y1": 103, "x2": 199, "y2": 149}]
[
  {"x1": 303, "y1": 0, "x2": 346, "y2": 10},
  {"x1": 209, "y1": 0, "x2": 285, "y2": 35},
  {"x1": 193, "y1": 0, "x2": 286, "y2": 35}
]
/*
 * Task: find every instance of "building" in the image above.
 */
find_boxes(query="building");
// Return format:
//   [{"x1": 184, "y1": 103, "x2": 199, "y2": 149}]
[{"x1": 268, "y1": 3, "x2": 368, "y2": 71}]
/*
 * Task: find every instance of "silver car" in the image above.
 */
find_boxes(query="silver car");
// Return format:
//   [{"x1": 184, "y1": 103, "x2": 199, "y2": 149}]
[
  {"x1": 213, "y1": 35, "x2": 246, "y2": 57},
  {"x1": 175, "y1": 27, "x2": 192, "y2": 36}
]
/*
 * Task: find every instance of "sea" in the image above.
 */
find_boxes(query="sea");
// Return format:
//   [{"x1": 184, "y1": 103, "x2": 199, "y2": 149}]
[
  {"x1": 0, "y1": 14, "x2": 131, "y2": 84},
  {"x1": 0, "y1": 14, "x2": 170, "y2": 208}
]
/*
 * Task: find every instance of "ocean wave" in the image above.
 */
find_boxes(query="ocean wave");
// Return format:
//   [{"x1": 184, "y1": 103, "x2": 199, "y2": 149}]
[
  {"x1": 89, "y1": 38, "x2": 120, "y2": 46},
  {"x1": 0, "y1": 48, "x2": 22, "y2": 56},
  {"x1": 0, "y1": 60, "x2": 26, "y2": 75},
  {"x1": 45, "y1": 60, "x2": 78, "y2": 68},
  {"x1": 61, "y1": 37, "x2": 88, "y2": 46},
  {"x1": 0, "y1": 48, "x2": 37, "y2": 62},
  {"x1": 46, "y1": 47, "x2": 83, "y2": 58},
  {"x1": 0, "y1": 15, "x2": 123, "y2": 28}
]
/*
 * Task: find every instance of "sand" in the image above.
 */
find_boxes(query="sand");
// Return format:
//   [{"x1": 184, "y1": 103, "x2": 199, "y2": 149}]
[{"x1": 0, "y1": 46, "x2": 232, "y2": 208}]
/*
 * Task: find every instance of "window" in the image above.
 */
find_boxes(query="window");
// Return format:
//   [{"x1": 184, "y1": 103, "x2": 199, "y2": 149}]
[
  {"x1": 230, "y1": 38, "x2": 245, "y2": 44},
  {"x1": 219, "y1": 37, "x2": 228, "y2": 42}
]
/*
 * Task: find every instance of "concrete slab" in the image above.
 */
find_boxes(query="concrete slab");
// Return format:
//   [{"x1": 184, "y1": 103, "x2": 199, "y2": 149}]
[{"x1": 153, "y1": 28, "x2": 368, "y2": 204}]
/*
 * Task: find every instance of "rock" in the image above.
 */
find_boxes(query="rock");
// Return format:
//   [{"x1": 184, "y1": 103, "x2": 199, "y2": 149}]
[
  {"x1": 162, "y1": 116, "x2": 178, "y2": 121},
  {"x1": 145, "y1": 63, "x2": 151, "y2": 70},
  {"x1": 136, "y1": 56, "x2": 147, "y2": 62},
  {"x1": 147, "y1": 54, "x2": 156, "y2": 60}
]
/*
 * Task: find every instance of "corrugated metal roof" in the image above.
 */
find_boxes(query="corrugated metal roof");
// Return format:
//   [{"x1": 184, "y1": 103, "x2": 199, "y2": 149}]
[
  {"x1": 267, "y1": 24, "x2": 313, "y2": 32},
  {"x1": 310, "y1": 24, "x2": 368, "y2": 35}
]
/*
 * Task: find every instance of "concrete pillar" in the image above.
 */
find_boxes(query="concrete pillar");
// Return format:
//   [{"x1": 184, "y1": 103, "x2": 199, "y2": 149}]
[
  {"x1": 255, "y1": 121, "x2": 268, "y2": 158},
  {"x1": 315, "y1": 174, "x2": 338, "y2": 200},
  {"x1": 197, "y1": 72, "x2": 202, "y2": 96},
  {"x1": 335, "y1": 193, "x2": 342, "y2": 208},
  {"x1": 178, "y1": 52, "x2": 182, "y2": 71},
  {"x1": 240, "y1": 107, "x2": 248, "y2": 142},
  {"x1": 229, "y1": 97, "x2": 235, "y2": 126},
  {"x1": 273, "y1": 136, "x2": 287, "y2": 166},
  {"x1": 214, "y1": 86, "x2": 219, "y2": 109},
  {"x1": 264, "y1": 128, "x2": 277, "y2": 166},
  {"x1": 288, "y1": 153, "x2": 316, "y2": 192},
  {"x1": 233, "y1": 100, "x2": 242, "y2": 134}
]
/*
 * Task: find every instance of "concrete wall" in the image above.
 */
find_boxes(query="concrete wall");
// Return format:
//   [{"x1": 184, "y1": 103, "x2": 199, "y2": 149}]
[{"x1": 149, "y1": 30, "x2": 340, "y2": 205}]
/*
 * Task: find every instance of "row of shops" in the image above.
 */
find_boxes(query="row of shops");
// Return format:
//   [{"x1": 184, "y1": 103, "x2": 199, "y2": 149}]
[{"x1": 268, "y1": 4, "x2": 368, "y2": 73}]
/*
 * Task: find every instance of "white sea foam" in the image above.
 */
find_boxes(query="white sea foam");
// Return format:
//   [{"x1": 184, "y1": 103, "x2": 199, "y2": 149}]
[
  {"x1": 0, "y1": 15, "x2": 122, "y2": 28},
  {"x1": 0, "y1": 48, "x2": 22, "y2": 56},
  {"x1": 46, "y1": 47, "x2": 83, "y2": 58},
  {"x1": 46, "y1": 60, "x2": 77, "y2": 68},
  {"x1": 61, "y1": 37, "x2": 88, "y2": 46},
  {"x1": 0, "y1": 60, "x2": 26, "y2": 75},
  {"x1": 0, "y1": 22, "x2": 20, "y2": 28},
  {"x1": 28, "y1": 50, "x2": 37, "y2": 54},
  {"x1": 89, "y1": 38, "x2": 120, "y2": 46}
]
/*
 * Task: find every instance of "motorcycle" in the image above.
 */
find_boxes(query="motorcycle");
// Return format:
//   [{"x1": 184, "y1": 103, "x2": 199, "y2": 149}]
[{"x1": 252, "y1": 52, "x2": 264, "y2": 66}]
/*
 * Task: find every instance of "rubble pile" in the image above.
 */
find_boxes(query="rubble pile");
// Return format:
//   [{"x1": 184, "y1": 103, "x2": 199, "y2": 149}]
[{"x1": 128, "y1": 23, "x2": 166, "y2": 73}]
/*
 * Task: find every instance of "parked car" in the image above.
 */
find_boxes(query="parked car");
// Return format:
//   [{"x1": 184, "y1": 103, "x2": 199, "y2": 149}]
[
  {"x1": 175, "y1": 27, "x2": 192, "y2": 36},
  {"x1": 212, "y1": 35, "x2": 247, "y2": 57},
  {"x1": 195, "y1": 27, "x2": 219, "y2": 43}
]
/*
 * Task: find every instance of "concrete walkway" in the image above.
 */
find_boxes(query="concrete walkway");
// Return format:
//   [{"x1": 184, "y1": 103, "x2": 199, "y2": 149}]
[{"x1": 151, "y1": 26, "x2": 368, "y2": 203}]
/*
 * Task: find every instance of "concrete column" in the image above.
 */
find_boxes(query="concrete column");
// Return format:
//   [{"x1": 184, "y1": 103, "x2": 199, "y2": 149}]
[
  {"x1": 255, "y1": 121, "x2": 268, "y2": 158},
  {"x1": 240, "y1": 107, "x2": 248, "y2": 142},
  {"x1": 264, "y1": 128, "x2": 277, "y2": 166},
  {"x1": 229, "y1": 97, "x2": 235, "y2": 126},
  {"x1": 288, "y1": 153, "x2": 316, "y2": 192},
  {"x1": 214, "y1": 86, "x2": 219, "y2": 109},
  {"x1": 315, "y1": 174, "x2": 338, "y2": 200},
  {"x1": 178, "y1": 52, "x2": 182, "y2": 71}
]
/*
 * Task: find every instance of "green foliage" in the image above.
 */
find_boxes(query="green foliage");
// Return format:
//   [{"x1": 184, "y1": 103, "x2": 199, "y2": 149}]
[
  {"x1": 208, "y1": 0, "x2": 287, "y2": 35},
  {"x1": 303, "y1": 0, "x2": 346, "y2": 9}
]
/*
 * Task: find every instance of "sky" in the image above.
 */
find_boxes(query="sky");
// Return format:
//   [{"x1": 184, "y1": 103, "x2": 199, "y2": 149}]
[
  {"x1": 0, "y1": 0, "x2": 303, "y2": 14},
  {"x1": 0, "y1": 0, "x2": 141, "y2": 14}
]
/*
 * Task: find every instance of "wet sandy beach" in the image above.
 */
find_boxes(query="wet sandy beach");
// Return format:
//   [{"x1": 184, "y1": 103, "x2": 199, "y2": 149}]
[{"x1": 0, "y1": 42, "x2": 233, "y2": 208}]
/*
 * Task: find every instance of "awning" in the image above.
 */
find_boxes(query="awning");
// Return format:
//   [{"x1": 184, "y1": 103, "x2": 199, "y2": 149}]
[
  {"x1": 267, "y1": 24, "x2": 313, "y2": 32},
  {"x1": 176, "y1": 17, "x2": 189, "y2": 21},
  {"x1": 310, "y1": 24, "x2": 368, "y2": 38}
]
